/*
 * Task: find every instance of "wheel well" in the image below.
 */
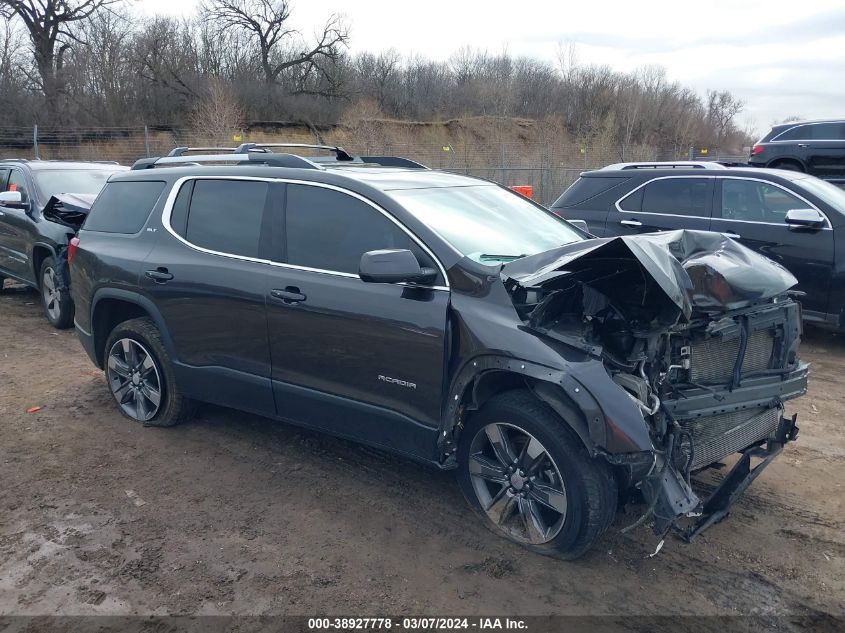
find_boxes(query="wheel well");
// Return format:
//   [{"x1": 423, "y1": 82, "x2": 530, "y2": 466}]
[
  {"x1": 768, "y1": 158, "x2": 805, "y2": 171},
  {"x1": 31, "y1": 245, "x2": 53, "y2": 284},
  {"x1": 92, "y1": 299, "x2": 150, "y2": 367},
  {"x1": 462, "y1": 370, "x2": 592, "y2": 451}
]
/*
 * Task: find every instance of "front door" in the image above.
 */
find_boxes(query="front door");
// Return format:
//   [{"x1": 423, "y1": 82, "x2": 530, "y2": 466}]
[
  {"x1": 710, "y1": 177, "x2": 834, "y2": 316},
  {"x1": 265, "y1": 182, "x2": 449, "y2": 460},
  {"x1": 0, "y1": 168, "x2": 36, "y2": 282},
  {"x1": 611, "y1": 176, "x2": 713, "y2": 235}
]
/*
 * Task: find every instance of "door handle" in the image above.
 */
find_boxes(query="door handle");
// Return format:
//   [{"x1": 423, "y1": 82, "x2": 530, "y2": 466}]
[
  {"x1": 723, "y1": 232, "x2": 741, "y2": 239},
  {"x1": 797, "y1": 143, "x2": 809, "y2": 148},
  {"x1": 620, "y1": 219, "x2": 642, "y2": 227},
  {"x1": 271, "y1": 287, "x2": 307, "y2": 304},
  {"x1": 145, "y1": 268, "x2": 173, "y2": 283}
]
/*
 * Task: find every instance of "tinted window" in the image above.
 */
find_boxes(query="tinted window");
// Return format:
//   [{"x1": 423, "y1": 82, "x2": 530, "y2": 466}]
[
  {"x1": 775, "y1": 125, "x2": 807, "y2": 141},
  {"x1": 554, "y1": 176, "x2": 630, "y2": 208},
  {"x1": 618, "y1": 187, "x2": 643, "y2": 212},
  {"x1": 720, "y1": 179, "x2": 807, "y2": 223},
  {"x1": 84, "y1": 181, "x2": 166, "y2": 233},
  {"x1": 7, "y1": 169, "x2": 30, "y2": 202},
  {"x1": 185, "y1": 179, "x2": 268, "y2": 258},
  {"x1": 807, "y1": 123, "x2": 845, "y2": 140},
  {"x1": 286, "y1": 184, "x2": 429, "y2": 275},
  {"x1": 640, "y1": 178, "x2": 709, "y2": 216}
]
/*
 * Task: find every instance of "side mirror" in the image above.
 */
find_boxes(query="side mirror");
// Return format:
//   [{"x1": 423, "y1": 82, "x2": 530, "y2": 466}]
[
  {"x1": 359, "y1": 249, "x2": 438, "y2": 285},
  {"x1": 785, "y1": 208, "x2": 825, "y2": 228},
  {"x1": 0, "y1": 190, "x2": 24, "y2": 208}
]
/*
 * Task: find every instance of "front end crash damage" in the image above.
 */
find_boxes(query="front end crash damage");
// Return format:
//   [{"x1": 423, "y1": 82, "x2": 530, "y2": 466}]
[
  {"x1": 501, "y1": 230, "x2": 808, "y2": 539},
  {"x1": 43, "y1": 193, "x2": 96, "y2": 293}
]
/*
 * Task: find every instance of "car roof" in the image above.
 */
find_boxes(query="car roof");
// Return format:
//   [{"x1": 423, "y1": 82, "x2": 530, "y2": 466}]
[
  {"x1": 0, "y1": 159, "x2": 127, "y2": 171},
  {"x1": 769, "y1": 119, "x2": 845, "y2": 130},
  {"x1": 112, "y1": 163, "x2": 491, "y2": 192},
  {"x1": 583, "y1": 165, "x2": 807, "y2": 181}
]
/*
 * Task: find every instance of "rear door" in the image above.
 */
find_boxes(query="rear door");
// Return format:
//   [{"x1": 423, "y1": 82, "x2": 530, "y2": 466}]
[
  {"x1": 611, "y1": 176, "x2": 713, "y2": 235},
  {"x1": 803, "y1": 122, "x2": 845, "y2": 178},
  {"x1": 140, "y1": 177, "x2": 276, "y2": 416},
  {"x1": 709, "y1": 176, "x2": 834, "y2": 315},
  {"x1": 264, "y1": 182, "x2": 449, "y2": 460}
]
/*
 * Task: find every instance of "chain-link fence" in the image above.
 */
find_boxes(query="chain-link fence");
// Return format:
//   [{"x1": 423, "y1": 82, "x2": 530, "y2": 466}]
[{"x1": 0, "y1": 125, "x2": 747, "y2": 205}]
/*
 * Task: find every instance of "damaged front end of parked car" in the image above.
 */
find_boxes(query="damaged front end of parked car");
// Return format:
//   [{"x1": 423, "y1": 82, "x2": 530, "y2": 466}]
[{"x1": 498, "y1": 229, "x2": 808, "y2": 540}]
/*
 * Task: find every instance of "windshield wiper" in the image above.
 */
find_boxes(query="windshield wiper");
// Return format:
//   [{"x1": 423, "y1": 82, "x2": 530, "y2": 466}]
[{"x1": 478, "y1": 253, "x2": 526, "y2": 262}]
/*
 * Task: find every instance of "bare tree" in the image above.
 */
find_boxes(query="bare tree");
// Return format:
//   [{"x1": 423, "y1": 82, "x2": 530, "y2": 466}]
[
  {"x1": 0, "y1": 0, "x2": 126, "y2": 119},
  {"x1": 200, "y1": 0, "x2": 348, "y2": 95},
  {"x1": 706, "y1": 89, "x2": 744, "y2": 143},
  {"x1": 190, "y1": 77, "x2": 243, "y2": 142}
]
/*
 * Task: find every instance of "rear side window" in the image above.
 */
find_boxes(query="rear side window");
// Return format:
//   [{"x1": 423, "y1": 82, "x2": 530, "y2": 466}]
[
  {"x1": 775, "y1": 123, "x2": 845, "y2": 141},
  {"x1": 553, "y1": 176, "x2": 630, "y2": 208},
  {"x1": 84, "y1": 181, "x2": 165, "y2": 233},
  {"x1": 623, "y1": 178, "x2": 710, "y2": 217},
  {"x1": 285, "y1": 184, "x2": 433, "y2": 275},
  {"x1": 184, "y1": 179, "x2": 269, "y2": 258}
]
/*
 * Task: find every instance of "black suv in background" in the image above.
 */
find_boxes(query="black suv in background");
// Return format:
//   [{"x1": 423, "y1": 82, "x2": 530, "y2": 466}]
[
  {"x1": 70, "y1": 145, "x2": 806, "y2": 559},
  {"x1": 749, "y1": 119, "x2": 845, "y2": 181},
  {"x1": 552, "y1": 162, "x2": 845, "y2": 330},
  {"x1": 0, "y1": 159, "x2": 127, "y2": 327}
]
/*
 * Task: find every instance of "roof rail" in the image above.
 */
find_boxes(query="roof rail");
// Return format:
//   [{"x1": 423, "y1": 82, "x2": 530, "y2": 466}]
[
  {"x1": 599, "y1": 161, "x2": 728, "y2": 171},
  {"x1": 0, "y1": 158, "x2": 30, "y2": 163},
  {"x1": 131, "y1": 152, "x2": 320, "y2": 171},
  {"x1": 236, "y1": 142, "x2": 354, "y2": 162},
  {"x1": 167, "y1": 147, "x2": 237, "y2": 157}
]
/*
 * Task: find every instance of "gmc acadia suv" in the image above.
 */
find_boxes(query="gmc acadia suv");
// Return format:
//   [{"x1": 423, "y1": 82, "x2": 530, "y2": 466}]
[{"x1": 69, "y1": 144, "x2": 808, "y2": 559}]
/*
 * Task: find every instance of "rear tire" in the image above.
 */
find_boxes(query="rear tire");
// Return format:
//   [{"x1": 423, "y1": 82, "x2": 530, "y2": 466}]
[
  {"x1": 457, "y1": 389, "x2": 617, "y2": 560},
  {"x1": 39, "y1": 257, "x2": 73, "y2": 329},
  {"x1": 771, "y1": 160, "x2": 804, "y2": 173},
  {"x1": 103, "y1": 317, "x2": 195, "y2": 427}
]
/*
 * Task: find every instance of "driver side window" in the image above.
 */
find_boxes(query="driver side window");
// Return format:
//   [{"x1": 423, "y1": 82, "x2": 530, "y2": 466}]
[
  {"x1": 284, "y1": 184, "x2": 440, "y2": 282},
  {"x1": 720, "y1": 179, "x2": 806, "y2": 223}
]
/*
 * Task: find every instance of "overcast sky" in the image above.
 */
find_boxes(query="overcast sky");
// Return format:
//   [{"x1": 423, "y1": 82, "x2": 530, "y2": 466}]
[{"x1": 138, "y1": 0, "x2": 845, "y2": 137}]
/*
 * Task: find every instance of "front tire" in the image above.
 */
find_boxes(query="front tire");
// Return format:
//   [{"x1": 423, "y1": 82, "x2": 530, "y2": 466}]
[
  {"x1": 39, "y1": 257, "x2": 73, "y2": 329},
  {"x1": 457, "y1": 389, "x2": 617, "y2": 559},
  {"x1": 103, "y1": 317, "x2": 194, "y2": 427}
]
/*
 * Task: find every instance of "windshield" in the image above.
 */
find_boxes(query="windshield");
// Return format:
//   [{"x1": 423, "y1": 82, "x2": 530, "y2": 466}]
[
  {"x1": 33, "y1": 169, "x2": 123, "y2": 201},
  {"x1": 794, "y1": 176, "x2": 845, "y2": 211},
  {"x1": 389, "y1": 185, "x2": 583, "y2": 264}
]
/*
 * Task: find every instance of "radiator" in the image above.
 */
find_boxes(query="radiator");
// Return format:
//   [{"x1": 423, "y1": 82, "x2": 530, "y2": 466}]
[
  {"x1": 676, "y1": 407, "x2": 780, "y2": 471},
  {"x1": 689, "y1": 330, "x2": 774, "y2": 384}
]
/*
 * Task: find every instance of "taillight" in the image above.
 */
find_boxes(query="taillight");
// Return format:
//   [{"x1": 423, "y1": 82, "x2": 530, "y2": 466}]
[
  {"x1": 750, "y1": 145, "x2": 764, "y2": 156},
  {"x1": 68, "y1": 236, "x2": 80, "y2": 265}
]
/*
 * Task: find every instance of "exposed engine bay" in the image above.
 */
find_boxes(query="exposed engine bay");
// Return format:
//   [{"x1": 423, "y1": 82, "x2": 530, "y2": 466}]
[{"x1": 502, "y1": 230, "x2": 808, "y2": 539}]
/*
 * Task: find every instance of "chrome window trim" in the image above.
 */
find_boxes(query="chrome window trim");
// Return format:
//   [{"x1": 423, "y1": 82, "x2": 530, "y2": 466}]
[
  {"x1": 770, "y1": 122, "x2": 845, "y2": 143},
  {"x1": 614, "y1": 175, "x2": 715, "y2": 215},
  {"x1": 715, "y1": 176, "x2": 831, "y2": 229},
  {"x1": 160, "y1": 175, "x2": 450, "y2": 291}
]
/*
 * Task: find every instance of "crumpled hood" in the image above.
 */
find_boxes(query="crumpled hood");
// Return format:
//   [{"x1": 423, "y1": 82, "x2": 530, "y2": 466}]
[
  {"x1": 42, "y1": 193, "x2": 97, "y2": 230},
  {"x1": 501, "y1": 229, "x2": 797, "y2": 321}
]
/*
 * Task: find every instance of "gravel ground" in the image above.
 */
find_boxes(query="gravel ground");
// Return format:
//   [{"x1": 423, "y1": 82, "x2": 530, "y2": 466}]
[{"x1": 1, "y1": 282, "x2": 843, "y2": 627}]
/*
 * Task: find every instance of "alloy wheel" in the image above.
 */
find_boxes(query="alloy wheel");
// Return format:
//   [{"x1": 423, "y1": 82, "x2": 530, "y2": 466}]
[
  {"x1": 468, "y1": 422, "x2": 568, "y2": 545},
  {"x1": 41, "y1": 266, "x2": 61, "y2": 321},
  {"x1": 106, "y1": 338, "x2": 163, "y2": 421}
]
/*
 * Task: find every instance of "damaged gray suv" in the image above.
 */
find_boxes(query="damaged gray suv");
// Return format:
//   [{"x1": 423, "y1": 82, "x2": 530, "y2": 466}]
[{"x1": 70, "y1": 145, "x2": 808, "y2": 559}]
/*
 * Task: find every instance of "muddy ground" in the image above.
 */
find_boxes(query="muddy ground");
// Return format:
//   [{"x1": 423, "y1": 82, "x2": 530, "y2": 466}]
[{"x1": 1, "y1": 282, "x2": 843, "y2": 627}]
